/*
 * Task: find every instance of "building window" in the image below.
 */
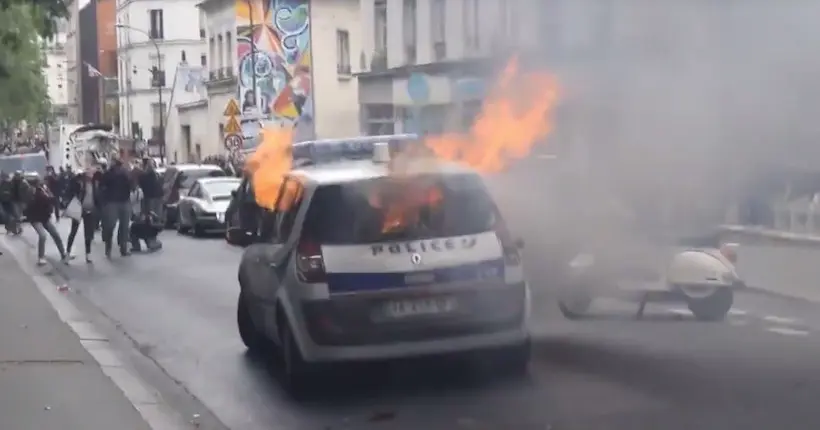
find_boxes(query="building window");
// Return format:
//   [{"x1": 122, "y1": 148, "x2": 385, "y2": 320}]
[
  {"x1": 463, "y1": 0, "x2": 479, "y2": 51},
  {"x1": 431, "y1": 0, "x2": 446, "y2": 61},
  {"x1": 336, "y1": 30, "x2": 351, "y2": 76},
  {"x1": 374, "y1": 0, "x2": 387, "y2": 53},
  {"x1": 181, "y1": 50, "x2": 187, "y2": 63},
  {"x1": 199, "y1": 28, "x2": 205, "y2": 39},
  {"x1": 363, "y1": 104, "x2": 395, "y2": 136},
  {"x1": 149, "y1": 9, "x2": 164, "y2": 39},
  {"x1": 225, "y1": 32, "x2": 233, "y2": 72},
  {"x1": 149, "y1": 53, "x2": 166, "y2": 87},
  {"x1": 208, "y1": 37, "x2": 215, "y2": 71},
  {"x1": 403, "y1": 0, "x2": 417, "y2": 64},
  {"x1": 200, "y1": 54, "x2": 207, "y2": 66},
  {"x1": 217, "y1": 34, "x2": 224, "y2": 74}
]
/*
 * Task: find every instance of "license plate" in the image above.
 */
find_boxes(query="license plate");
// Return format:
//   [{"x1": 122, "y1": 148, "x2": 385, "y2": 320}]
[{"x1": 383, "y1": 297, "x2": 457, "y2": 319}]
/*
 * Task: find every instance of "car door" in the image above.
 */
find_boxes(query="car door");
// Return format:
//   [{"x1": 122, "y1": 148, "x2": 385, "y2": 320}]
[
  {"x1": 244, "y1": 177, "x2": 305, "y2": 303},
  {"x1": 179, "y1": 182, "x2": 200, "y2": 226}
]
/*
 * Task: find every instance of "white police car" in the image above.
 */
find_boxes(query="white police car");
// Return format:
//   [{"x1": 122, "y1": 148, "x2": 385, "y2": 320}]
[{"x1": 236, "y1": 136, "x2": 530, "y2": 396}]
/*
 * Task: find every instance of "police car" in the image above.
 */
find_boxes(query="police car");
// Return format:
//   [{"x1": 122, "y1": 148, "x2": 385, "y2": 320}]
[{"x1": 236, "y1": 136, "x2": 530, "y2": 395}]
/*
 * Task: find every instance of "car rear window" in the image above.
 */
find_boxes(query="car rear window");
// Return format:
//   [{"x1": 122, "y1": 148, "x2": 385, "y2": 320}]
[
  {"x1": 302, "y1": 173, "x2": 498, "y2": 245},
  {"x1": 179, "y1": 168, "x2": 225, "y2": 188}
]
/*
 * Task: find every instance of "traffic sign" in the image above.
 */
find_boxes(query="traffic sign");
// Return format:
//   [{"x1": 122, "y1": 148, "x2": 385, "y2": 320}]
[
  {"x1": 224, "y1": 133, "x2": 243, "y2": 149},
  {"x1": 223, "y1": 99, "x2": 240, "y2": 117},
  {"x1": 224, "y1": 116, "x2": 241, "y2": 134}
]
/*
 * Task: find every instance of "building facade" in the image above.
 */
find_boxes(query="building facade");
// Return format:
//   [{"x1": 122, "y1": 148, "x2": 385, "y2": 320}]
[
  {"x1": 116, "y1": 0, "x2": 205, "y2": 153},
  {"x1": 64, "y1": 0, "x2": 81, "y2": 122},
  {"x1": 41, "y1": 20, "x2": 70, "y2": 124},
  {"x1": 168, "y1": 0, "x2": 360, "y2": 164}
]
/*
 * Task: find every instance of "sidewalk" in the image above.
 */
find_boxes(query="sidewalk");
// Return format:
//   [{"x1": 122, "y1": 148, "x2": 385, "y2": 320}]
[{"x1": 0, "y1": 244, "x2": 154, "y2": 430}]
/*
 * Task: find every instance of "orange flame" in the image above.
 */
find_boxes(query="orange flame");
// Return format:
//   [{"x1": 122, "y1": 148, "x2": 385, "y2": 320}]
[
  {"x1": 423, "y1": 56, "x2": 559, "y2": 173},
  {"x1": 245, "y1": 127, "x2": 294, "y2": 211},
  {"x1": 369, "y1": 182, "x2": 443, "y2": 234}
]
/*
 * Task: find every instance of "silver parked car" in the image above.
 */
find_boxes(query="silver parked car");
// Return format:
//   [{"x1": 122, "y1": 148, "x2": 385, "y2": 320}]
[{"x1": 176, "y1": 177, "x2": 242, "y2": 236}]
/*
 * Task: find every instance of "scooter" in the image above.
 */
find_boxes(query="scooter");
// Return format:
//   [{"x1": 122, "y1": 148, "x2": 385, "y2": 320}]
[{"x1": 557, "y1": 242, "x2": 744, "y2": 321}]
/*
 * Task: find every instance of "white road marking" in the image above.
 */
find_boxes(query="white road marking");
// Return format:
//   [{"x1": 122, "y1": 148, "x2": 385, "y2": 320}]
[
  {"x1": 766, "y1": 326, "x2": 810, "y2": 336},
  {"x1": 665, "y1": 307, "x2": 691, "y2": 316},
  {"x1": 727, "y1": 308, "x2": 748, "y2": 316},
  {"x1": 763, "y1": 315, "x2": 800, "y2": 325}
]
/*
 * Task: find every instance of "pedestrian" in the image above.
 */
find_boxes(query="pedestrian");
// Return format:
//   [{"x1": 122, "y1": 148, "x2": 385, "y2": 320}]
[
  {"x1": 25, "y1": 175, "x2": 68, "y2": 266},
  {"x1": 64, "y1": 169, "x2": 100, "y2": 263},
  {"x1": 99, "y1": 158, "x2": 132, "y2": 258},
  {"x1": 138, "y1": 158, "x2": 163, "y2": 220}
]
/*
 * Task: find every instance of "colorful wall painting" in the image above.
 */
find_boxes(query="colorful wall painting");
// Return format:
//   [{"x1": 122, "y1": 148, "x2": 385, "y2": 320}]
[{"x1": 235, "y1": 0, "x2": 315, "y2": 150}]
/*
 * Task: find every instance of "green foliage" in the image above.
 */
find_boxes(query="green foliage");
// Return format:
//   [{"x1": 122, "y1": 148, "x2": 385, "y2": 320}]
[{"x1": 0, "y1": 3, "x2": 59, "y2": 123}]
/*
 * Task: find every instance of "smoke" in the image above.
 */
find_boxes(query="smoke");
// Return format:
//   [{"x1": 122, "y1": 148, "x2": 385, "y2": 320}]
[{"x1": 490, "y1": 1, "x2": 820, "y2": 251}]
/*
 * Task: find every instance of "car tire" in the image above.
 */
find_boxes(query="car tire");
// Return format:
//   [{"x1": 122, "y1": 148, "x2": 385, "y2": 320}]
[
  {"x1": 237, "y1": 292, "x2": 270, "y2": 353},
  {"x1": 176, "y1": 217, "x2": 189, "y2": 234},
  {"x1": 279, "y1": 318, "x2": 319, "y2": 400},
  {"x1": 497, "y1": 339, "x2": 531, "y2": 378},
  {"x1": 687, "y1": 287, "x2": 733, "y2": 321},
  {"x1": 558, "y1": 288, "x2": 593, "y2": 319}
]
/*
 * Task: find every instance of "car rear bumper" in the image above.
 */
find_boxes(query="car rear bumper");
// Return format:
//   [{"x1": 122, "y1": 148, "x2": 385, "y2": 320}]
[{"x1": 292, "y1": 283, "x2": 529, "y2": 362}]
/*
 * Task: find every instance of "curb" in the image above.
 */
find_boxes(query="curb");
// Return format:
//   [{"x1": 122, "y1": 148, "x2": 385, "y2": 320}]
[{"x1": 0, "y1": 234, "x2": 191, "y2": 430}]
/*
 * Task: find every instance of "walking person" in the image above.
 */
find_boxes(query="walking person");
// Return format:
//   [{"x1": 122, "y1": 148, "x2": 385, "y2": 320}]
[
  {"x1": 64, "y1": 169, "x2": 100, "y2": 263},
  {"x1": 100, "y1": 158, "x2": 132, "y2": 258},
  {"x1": 25, "y1": 176, "x2": 68, "y2": 266}
]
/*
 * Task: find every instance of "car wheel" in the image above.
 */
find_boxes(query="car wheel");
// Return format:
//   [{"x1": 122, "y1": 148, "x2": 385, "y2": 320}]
[
  {"x1": 237, "y1": 292, "x2": 271, "y2": 353},
  {"x1": 687, "y1": 287, "x2": 733, "y2": 321},
  {"x1": 558, "y1": 287, "x2": 593, "y2": 319},
  {"x1": 279, "y1": 318, "x2": 319, "y2": 399},
  {"x1": 496, "y1": 339, "x2": 531, "y2": 378},
  {"x1": 192, "y1": 221, "x2": 205, "y2": 237}
]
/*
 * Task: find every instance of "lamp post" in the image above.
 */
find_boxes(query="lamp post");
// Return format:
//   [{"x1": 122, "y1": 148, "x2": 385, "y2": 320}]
[{"x1": 115, "y1": 23, "x2": 165, "y2": 164}]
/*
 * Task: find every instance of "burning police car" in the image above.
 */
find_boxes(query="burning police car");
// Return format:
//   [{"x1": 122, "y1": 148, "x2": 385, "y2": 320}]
[{"x1": 236, "y1": 136, "x2": 530, "y2": 396}]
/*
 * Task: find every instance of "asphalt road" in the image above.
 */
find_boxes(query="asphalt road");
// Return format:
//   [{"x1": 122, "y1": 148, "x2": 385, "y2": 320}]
[{"x1": 11, "y1": 158, "x2": 820, "y2": 430}]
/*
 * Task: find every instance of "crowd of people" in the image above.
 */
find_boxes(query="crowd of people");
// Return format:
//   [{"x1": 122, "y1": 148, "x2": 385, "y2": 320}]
[{"x1": 0, "y1": 157, "x2": 164, "y2": 265}]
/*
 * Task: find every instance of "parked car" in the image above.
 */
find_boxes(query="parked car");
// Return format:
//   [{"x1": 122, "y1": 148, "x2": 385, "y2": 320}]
[
  {"x1": 176, "y1": 177, "x2": 242, "y2": 236},
  {"x1": 161, "y1": 164, "x2": 226, "y2": 227}
]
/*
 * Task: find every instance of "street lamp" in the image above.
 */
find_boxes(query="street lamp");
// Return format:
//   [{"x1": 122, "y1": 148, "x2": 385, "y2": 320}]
[{"x1": 115, "y1": 23, "x2": 165, "y2": 164}]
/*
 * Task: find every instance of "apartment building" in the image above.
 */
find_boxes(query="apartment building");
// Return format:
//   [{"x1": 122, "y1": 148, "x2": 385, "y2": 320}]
[
  {"x1": 167, "y1": 0, "x2": 360, "y2": 163},
  {"x1": 116, "y1": 0, "x2": 205, "y2": 153},
  {"x1": 41, "y1": 19, "x2": 70, "y2": 124}
]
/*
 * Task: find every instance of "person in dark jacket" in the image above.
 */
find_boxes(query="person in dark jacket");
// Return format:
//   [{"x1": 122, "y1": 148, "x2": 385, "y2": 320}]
[
  {"x1": 26, "y1": 176, "x2": 68, "y2": 266},
  {"x1": 138, "y1": 158, "x2": 164, "y2": 218},
  {"x1": 64, "y1": 169, "x2": 101, "y2": 263},
  {"x1": 99, "y1": 158, "x2": 133, "y2": 257}
]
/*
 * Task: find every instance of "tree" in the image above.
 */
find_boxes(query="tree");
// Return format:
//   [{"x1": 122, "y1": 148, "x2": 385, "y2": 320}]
[{"x1": 0, "y1": 4, "x2": 52, "y2": 123}]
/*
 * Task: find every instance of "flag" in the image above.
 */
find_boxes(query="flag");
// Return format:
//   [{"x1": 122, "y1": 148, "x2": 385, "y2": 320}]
[{"x1": 85, "y1": 62, "x2": 103, "y2": 78}]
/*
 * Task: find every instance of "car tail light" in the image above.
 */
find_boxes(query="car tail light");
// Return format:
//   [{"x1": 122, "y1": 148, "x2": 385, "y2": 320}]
[
  {"x1": 719, "y1": 242, "x2": 739, "y2": 264},
  {"x1": 296, "y1": 239, "x2": 326, "y2": 283},
  {"x1": 494, "y1": 218, "x2": 521, "y2": 265}
]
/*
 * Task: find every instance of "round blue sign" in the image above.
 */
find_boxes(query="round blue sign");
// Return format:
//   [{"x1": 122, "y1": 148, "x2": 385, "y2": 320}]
[{"x1": 407, "y1": 73, "x2": 429, "y2": 104}]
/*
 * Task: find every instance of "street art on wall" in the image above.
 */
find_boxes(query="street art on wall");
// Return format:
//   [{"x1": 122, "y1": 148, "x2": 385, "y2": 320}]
[{"x1": 235, "y1": 0, "x2": 314, "y2": 149}]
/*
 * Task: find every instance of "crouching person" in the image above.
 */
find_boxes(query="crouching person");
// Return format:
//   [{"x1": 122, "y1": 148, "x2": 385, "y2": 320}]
[{"x1": 130, "y1": 211, "x2": 163, "y2": 252}]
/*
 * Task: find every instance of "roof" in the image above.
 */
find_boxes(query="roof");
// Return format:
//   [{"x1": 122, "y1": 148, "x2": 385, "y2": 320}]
[
  {"x1": 291, "y1": 159, "x2": 478, "y2": 185},
  {"x1": 196, "y1": 176, "x2": 241, "y2": 184},
  {"x1": 170, "y1": 164, "x2": 224, "y2": 171}
]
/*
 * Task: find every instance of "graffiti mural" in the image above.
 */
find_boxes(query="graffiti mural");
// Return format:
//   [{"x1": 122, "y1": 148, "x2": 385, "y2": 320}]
[{"x1": 235, "y1": 0, "x2": 314, "y2": 149}]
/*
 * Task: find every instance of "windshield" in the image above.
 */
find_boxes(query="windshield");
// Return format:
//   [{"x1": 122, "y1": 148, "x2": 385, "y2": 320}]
[
  {"x1": 302, "y1": 173, "x2": 498, "y2": 245},
  {"x1": 179, "y1": 168, "x2": 225, "y2": 189},
  {"x1": 0, "y1": 153, "x2": 48, "y2": 176},
  {"x1": 203, "y1": 180, "x2": 240, "y2": 200}
]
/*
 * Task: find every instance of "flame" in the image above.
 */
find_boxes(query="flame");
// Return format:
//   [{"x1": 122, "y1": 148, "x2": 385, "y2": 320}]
[
  {"x1": 372, "y1": 56, "x2": 560, "y2": 232},
  {"x1": 369, "y1": 182, "x2": 443, "y2": 234},
  {"x1": 423, "y1": 56, "x2": 560, "y2": 173},
  {"x1": 245, "y1": 127, "x2": 295, "y2": 210}
]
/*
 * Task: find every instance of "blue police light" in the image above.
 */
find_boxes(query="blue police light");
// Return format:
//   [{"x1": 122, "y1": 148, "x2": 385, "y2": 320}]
[{"x1": 292, "y1": 134, "x2": 419, "y2": 165}]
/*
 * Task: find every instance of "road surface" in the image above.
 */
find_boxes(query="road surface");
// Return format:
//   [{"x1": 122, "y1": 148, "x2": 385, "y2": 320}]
[{"x1": 7, "y1": 158, "x2": 820, "y2": 430}]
